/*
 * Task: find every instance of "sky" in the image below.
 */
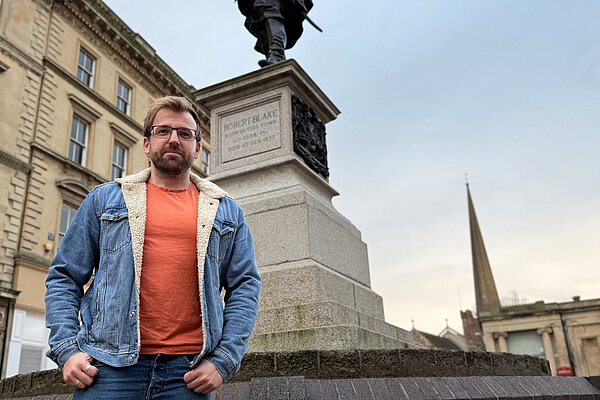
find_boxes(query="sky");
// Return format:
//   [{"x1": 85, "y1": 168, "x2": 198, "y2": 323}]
[{"x1": 103, "y1": 0, "x2": 600, "y2": 335}]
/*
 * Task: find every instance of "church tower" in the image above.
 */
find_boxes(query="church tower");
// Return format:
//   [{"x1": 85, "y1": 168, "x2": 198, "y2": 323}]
[{"x1": 467, "y1": 184, "x2": 501, "y2": 315}]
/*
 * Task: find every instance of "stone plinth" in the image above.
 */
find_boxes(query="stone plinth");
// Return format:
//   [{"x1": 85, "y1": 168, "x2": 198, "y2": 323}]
[{"x1": 194, "y1": 60, "x2": 412, "y2": 351}]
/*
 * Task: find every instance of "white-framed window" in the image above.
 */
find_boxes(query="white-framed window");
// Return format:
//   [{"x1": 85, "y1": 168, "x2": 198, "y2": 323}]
[
  {"x1": 201, "y1": 148, "x2": 209, "y2": 175},
  {"x1": 116, "y1": 80, "x2": 131, "y2": 115},
  {"x1": 5, "y1": 310, "x2": 56, "y2": 378},
  {"x1": 58, "y1": 203, "x2": 78, "y2": 246},
  {"x1": 68, "y1": 115, "x2": 88, "y2": 165},
  {"x1": 111, "y1": 142, "x2": 127, "y2": 180},
  {"x1": 77, "y1": 48, "x2": 95, "y2": 87}
]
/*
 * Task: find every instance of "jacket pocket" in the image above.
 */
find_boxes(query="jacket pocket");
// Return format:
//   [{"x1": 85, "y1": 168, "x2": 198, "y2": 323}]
[
  {"x1": 208, "y1": 219, "x2": 235, "y2": 265},
  {"x1": 89, "y1": 274, "x2": 106, "y2": 344},
  {"x1": 100, "y1": 208, "x2": 131, "y2": 252}
]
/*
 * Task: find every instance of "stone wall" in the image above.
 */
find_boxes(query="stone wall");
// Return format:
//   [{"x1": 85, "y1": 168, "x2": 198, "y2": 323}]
[
  {"x1": 0, "y1": 349, "x2": 555, "y2": 398},
  {"x1": 2, "y1": 349, "x2": 600, "y2": 399}
]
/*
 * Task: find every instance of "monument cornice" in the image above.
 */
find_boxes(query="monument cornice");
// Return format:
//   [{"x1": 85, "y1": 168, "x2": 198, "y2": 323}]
[{"x1": 195, "y1": 59, "x2": 340, "y2": 124}]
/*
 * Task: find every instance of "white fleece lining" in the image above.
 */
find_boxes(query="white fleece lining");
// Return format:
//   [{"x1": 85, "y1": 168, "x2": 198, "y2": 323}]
[{"x1": 116, "y1": 168, "x2": 227, "y2": 354}]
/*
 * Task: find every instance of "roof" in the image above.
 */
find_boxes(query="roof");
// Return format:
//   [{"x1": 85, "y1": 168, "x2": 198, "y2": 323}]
[{"x1": 416, "y1": 330, "x2": 462, "y2": 351}]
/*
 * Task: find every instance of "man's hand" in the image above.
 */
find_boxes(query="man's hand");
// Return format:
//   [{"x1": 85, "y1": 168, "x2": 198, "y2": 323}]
[
  {"x1": 62, "y1": 352, "x2": 98, "y2": 390},
  {"x1": 183, "y1": 359, "x2": 224, "y2": 394}
]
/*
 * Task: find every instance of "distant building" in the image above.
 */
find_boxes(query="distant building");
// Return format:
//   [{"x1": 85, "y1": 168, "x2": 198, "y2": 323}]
[
  {"x1": 0, "y1": 0, "x2": 208, "y2": 377},
  {"x1": 464, "y1": 184, "x2": 600, "y2": 376},
  {"x1": 460, "y1": 309, "x2": 485, "y2": 352},
  {"x1": 412, "y1": 326, "x2": 468, "y2": 351}
]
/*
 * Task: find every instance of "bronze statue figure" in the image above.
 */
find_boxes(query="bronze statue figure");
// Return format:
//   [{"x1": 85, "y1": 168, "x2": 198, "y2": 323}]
[{"x1": 237, "y1": 0, "x2": 321, "y2": 67}]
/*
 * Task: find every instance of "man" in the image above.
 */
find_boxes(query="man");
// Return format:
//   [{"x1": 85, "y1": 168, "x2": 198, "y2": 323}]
[
  {"x1": 45, "y1": 96, "x2": 261, "y2": 399},
  {"x1": 237, "y1": 0, "x2": 314, "y2": 67}
]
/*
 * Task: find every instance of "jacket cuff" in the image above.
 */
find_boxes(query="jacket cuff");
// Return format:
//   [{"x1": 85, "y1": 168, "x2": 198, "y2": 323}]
[
  {"x1": 204, "y1": 348, "x2": 237, "y2": 382},
  {"x1": 47, "y1": 339, "x2": 80, "y2": 368}
]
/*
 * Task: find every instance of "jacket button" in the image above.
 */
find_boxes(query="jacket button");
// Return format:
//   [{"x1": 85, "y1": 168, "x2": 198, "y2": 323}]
[
  {"x1": 130, "y1": 312, "x2": 135, "y2": 317},
  {"x1": 130, "y1": 355, "x2": 134, "y2": 359}
]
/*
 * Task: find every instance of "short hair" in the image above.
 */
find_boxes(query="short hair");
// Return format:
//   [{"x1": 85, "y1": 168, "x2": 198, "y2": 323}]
[{"x1": 143, "y1": 96, "x2": 202, "y2": 141}]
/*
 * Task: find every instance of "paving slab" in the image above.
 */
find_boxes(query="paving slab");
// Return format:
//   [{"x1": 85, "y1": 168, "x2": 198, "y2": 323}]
[
  {"x1": 335, "y1": 379, "x2": 356, "y2": 400},
  {"x1": 414, "y1": 377, "x2": 442, "y2": 400},
  {"x1": 268, "y1": 377, "x2": 288, "y2": 400},
  {"x1": 235, "y1": 382, "x2": 251, "y2": 399},
  {"x1": 250, "y1": 377, "x2": 269, "y2": 400},
  {"x1": 305, "y1": 379, "x2": 322, "y2": 400},
  {"x1": 319, "y1": 380, "x2": 338, "y2": 399},
  {"x1": 481, "y1": 376, "x2": 510, "y2": 400},
  {"x1": 217, "y1": 383, "x2": 236, "y2": 400},
  {"x1": 352, "y1": 378, "x2": 373, "y2": 399},
  {"x1": 524, "y1": 376, "x2": 555, "y2": 400},
  {"x1": 288, "y1": 376, "x2": 307, "y2": 400},
  {"x1": 400, "y1": 377, "x2": 426, "y2": 400},
  {"x1": 467, "y1": 377, "x2": 497, "y2": 399},
  {"x1": 443, "y1": 377, "x2": 470, "y2": 400},
  {"x1": 517, "y1": 376, "x2": 545, "y2": 400},
  {"x1": 386, "y1": 378, "x2": 410, "y2": 400},
  {"x1": 369, "y1": 378, "x2": 392, "y2": 399},
  {"x1": 506, "y1": 376, "x2": 535, "y2": 400},
  {"x1": 457, "y1": 377, "x2": 485, "y2": 400},
  {"x1": 493, "y1": 376, "x2": 524, "y2": 399},
  {"x1": 430, "y1": 377, "x2": 456, "y2": 400}
]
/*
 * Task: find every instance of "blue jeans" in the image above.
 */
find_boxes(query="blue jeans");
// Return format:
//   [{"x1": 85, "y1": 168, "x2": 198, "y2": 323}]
[{"x1": 73, "y1": 354, "x2": 210, "y2": 399}]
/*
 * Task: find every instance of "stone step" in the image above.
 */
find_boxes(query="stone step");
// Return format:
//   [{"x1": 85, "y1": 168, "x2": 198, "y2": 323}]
[
  {"x1": 255, "y1": 300, "x2": 411, "y2": 343},
  {"x1": 248, "y1": 324, "x2": 413, "y2": 353},
  {"x1": 259, "y1": 260, "x2": 386, "y2": 320}
]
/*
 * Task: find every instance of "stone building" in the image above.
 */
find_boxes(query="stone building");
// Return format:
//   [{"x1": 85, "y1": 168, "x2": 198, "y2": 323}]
[
  {"x1": 0, "y1": 0, "x2": 207, "y2": 377},
  {"x1": 465, "y1": 184, "x2": 600, "y2": 377}
]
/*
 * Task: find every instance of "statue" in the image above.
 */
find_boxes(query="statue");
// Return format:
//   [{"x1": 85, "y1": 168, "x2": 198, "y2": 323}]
[{"x1": 237, "y1": 0, "x2": 321, "y2": 67}]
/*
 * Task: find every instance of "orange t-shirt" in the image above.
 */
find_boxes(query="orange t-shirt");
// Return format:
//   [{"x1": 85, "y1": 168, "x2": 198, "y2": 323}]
[{"x1": 139, "y1": 182, "x2": 203, "y2": 354}]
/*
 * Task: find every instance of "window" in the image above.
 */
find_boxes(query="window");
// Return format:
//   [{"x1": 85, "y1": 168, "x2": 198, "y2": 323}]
[
  {"x1": 5, "y1": 310, "x2": 56, "y2": 377},
  {"x1": 116, "y1": 80, "x2": 131, "y2": 115},
  {"x1": 77, "y1": 48, "x2": 95, "y2": 87},
  {"x1": 201, "y1": 148, "x2": 209, "y2": 175},
  {"x1": 18, "y1": 346, "x2": 43, "y2": 375},
  {"x1": 506, "y1": 330, "x2": 545, "y2": 358},
  {"x1": 112, "y1": 142, "x2": 127, "y2": 180},
  {"x1": 58, "y1": 203, "x2": 77, "y2": 246},
  {"x1": 68, "y1": 116, "x2": 88, "y2": 165}
]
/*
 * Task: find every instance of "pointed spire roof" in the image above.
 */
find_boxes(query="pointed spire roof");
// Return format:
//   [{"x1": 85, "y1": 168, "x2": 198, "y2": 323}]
[{"x1": 467, "y1": 184, "x2": 501, "y2": 314}]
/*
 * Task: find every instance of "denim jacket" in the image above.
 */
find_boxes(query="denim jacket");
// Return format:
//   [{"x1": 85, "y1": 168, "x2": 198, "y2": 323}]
[{"x1": 45, "y1": 169, "x2": 261, "y2": 382}]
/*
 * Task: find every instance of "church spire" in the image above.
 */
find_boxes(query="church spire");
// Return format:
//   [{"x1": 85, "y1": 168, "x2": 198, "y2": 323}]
[{"x1": 467, "y1": 184, "x2": 501, "y2": 314}]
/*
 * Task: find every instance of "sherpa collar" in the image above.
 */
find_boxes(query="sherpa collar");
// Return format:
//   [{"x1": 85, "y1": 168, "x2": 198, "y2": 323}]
[{"x1": 115, "y1": 168, "x2": 228, "y2": 199}]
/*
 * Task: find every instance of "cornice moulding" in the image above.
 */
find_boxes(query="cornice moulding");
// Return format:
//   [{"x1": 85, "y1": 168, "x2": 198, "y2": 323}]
[
  {"x1": 0, "y1": 149, "x2": 32, "y2": 174},
  {"x1": 55, "y1": 0, "x2": 209, "y2": 120},
  {"x1": 0, "y1": 35, "x2": 44, "y2": 75}
]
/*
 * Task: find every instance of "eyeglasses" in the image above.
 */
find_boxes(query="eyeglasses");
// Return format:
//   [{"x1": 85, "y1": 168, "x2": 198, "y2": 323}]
[{"x1": 149, "y1": 125, "x2": 197, "y2": 141}]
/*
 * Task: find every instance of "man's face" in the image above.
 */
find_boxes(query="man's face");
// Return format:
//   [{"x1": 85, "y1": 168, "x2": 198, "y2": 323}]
[{"x1": 143, "y1": 108, "x2": 201, "y2": 176}]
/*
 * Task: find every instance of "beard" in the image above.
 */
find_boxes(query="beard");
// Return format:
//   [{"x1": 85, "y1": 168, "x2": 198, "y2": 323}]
[{"x1": 148, "y1": 143, "x2": 195, "y2": 176}]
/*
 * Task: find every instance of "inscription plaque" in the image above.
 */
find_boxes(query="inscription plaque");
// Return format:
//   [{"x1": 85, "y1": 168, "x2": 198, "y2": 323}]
[{"x1": 221, "y1": 101, "x2": 281, "y2": 162}]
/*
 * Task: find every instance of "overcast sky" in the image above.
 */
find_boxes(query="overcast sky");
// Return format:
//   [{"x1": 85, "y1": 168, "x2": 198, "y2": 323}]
[{"x1": 104, "y1": 0, "x2": 600, "y2": 335}]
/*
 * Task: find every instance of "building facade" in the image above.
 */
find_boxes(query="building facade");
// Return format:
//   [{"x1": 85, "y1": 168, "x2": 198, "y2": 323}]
[
  {"x1": 465, "y1": 185, "x2": 600, "y2": 377},
  {"x1": 0, "y1": 0, "x2": 209, "y2": 377}
]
